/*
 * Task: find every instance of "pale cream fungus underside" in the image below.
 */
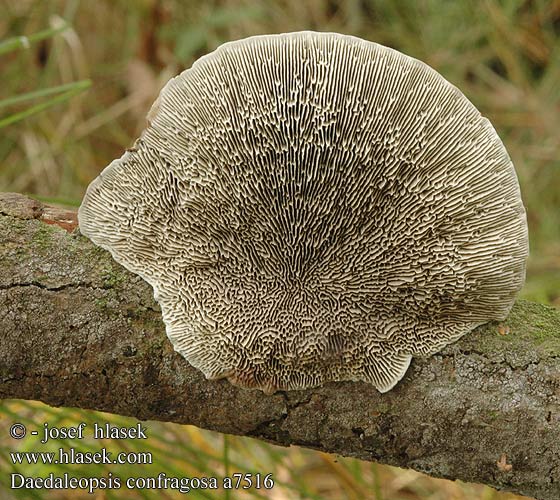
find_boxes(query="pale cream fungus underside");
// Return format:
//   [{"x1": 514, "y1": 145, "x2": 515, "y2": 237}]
[{"x1": 78, "y1": 32, "x2": 529, "y2": 394}]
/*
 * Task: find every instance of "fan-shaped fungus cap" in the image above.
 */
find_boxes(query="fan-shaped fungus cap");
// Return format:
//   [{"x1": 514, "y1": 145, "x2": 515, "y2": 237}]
[{"x1": 78, "y1": 32, "x2": 529, "y2": 394}]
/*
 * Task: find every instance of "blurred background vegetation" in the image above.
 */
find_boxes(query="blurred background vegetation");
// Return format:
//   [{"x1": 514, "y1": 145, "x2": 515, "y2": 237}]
[{"x1": 0, "y1": 0, "x2": 558, "y2": 498}]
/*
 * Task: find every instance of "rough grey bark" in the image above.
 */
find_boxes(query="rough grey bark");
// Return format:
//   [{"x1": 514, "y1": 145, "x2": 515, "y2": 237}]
[{"x1": 0, "y1": 192, "x2": 558, "y2": 500}]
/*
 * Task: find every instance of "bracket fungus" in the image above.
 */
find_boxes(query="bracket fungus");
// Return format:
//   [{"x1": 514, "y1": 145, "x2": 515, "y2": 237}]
[{"x1": 79, "y1": 32, "x2": 529, "y2": 394}]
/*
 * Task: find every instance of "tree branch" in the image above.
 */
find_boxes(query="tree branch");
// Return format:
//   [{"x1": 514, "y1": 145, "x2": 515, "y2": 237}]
[{"x1": 1, "y1": 192, "x2": 558, "y2": 500}]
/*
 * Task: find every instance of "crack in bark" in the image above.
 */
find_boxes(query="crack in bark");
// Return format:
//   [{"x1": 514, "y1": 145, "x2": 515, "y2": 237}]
[{"x1": 0, "y1": 282, "x2": 96, "y2": 291}]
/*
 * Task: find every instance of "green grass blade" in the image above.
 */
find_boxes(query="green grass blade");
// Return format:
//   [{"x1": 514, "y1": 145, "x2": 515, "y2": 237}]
[
  {"x1": 0, "y1": 23, "x2": 69, "y2": 56},
  {"x1": 0, "y1": 80, "x2": 91, "y2": 110},
  {"x1": 223, "y1": 434, "x2": 231, "y2": 500},
  {"x1": 0, "y1": 80, "x2": 91, "y2": 129}
]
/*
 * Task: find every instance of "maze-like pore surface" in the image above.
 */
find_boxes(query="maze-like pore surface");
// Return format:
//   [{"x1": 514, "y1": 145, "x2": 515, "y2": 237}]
[{"x1": 79, "y1": 32, "x2": 529, "y2": 393}]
